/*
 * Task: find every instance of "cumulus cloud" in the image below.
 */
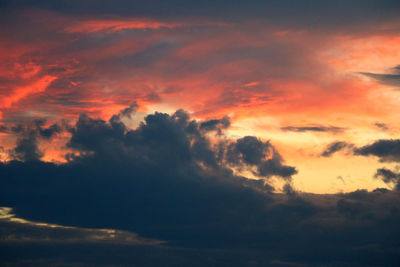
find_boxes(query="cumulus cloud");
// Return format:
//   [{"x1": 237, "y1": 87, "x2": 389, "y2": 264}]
[
  {"x1": 0, "y1": 108, "x2": 399, "y2": 266},
  {"x1": 65, "y1": 108, "x2": 296, "y2": 180},
  {"x1": 225, "y1": 136, "x2": 297, "y2": 179}
]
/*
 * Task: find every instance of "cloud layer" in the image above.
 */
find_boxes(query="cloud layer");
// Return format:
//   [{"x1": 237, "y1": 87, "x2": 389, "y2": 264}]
[
  {"x1": 0, "y1": 109, "x2": 399, "y2": 266},
  {"x1": 1, "y1": 1, "x2": 400, "y2": 265}
]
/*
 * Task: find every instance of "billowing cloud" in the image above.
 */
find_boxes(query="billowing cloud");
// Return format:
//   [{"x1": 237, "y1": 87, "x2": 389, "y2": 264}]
[
  {"x1": 226, "y1": 136, "x2": 297, "y2": 179},
  {"x1": 64, "y1": 109, "x2": 295, "y2": 180},
  {"x1": 1, "y1": 1, "x2": 400, "y2": 265},
  {"x1": 0, "y1": 108, "x2": 399, "y2": 266}
]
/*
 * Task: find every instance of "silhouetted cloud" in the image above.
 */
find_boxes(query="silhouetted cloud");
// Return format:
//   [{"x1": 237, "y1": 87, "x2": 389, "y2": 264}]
[
  {"x1": 0, "y1": 108, "x2": 399, "y2": 266},
  {"x1": 8, "y1": 119, "x2": 62, "y2": 161},
  {"x1": 354, "y1": 139, "x2": 400, "y2": 162},
  {"x1": 375, "y1": 168, "x2": 399, "y2": 183},
  {"x1": 321, "y1": 141, "x2": 352, "y2": 157},
  {"x1": 0, "y1": 207, "x2": 163, "y2": 245},
  {"x1": 375, "y1": 122, "x2": 389, "y2": 131},
  {"x1": 374, "y1": 167, "x2": 400, "y2": 191},
  {"x1": 199, "y1": 116, "x2": 230, "y2": 132},
  {"x1": 281, "y1": 125, "x2": 345, "y2": 133},
  {"x1": 226, "y1": 136, "x2": 297, "y2": 179},
  {"x1": 116, "y1": 101, "x2": 138, "y2": 119},
  {"x1": 360, "y1": 65, "x2": 400, "y2": 87}
]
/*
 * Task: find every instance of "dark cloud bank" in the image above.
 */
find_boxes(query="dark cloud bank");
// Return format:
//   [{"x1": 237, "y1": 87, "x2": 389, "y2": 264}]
[{"x1": 1, "y1": 109, "x2": 400, "y2": 266}]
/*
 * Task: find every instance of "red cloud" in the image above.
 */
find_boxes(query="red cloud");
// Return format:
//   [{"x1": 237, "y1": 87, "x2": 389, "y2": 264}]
[{"x1": 65, "y1": 19, "x2": 184, "y2": 34}]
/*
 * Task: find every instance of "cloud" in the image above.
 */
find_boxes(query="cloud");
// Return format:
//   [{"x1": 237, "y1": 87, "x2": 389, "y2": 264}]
[
  {"x1": 226, "y1": 136, "x2": 297, "y2": 179},
  {"x1": 0, "y1": 75, "x2": 57, "y2": 111},
  {"x1": 0, "y1": 207, "x2": 163, "y2": 245},
  {"x1": 1, "y1": 2, "x2": 400, "y2": 264},
  {"x1": 64, "y1": 19, "x2": 184, "y2": 34},
  {"x1": 0, "y1": 5, "x2": 396, "y2": 126},
  {"x1": 115, "y1": 101, "x2": 139, "y2": 119},
  {"x1": 359, "y1": 65, "x2": 400, "y2": 87},
  {"x1": 0, "y1": 109, "x2": 290, "y2": 250},
  {"x1": 374, "y1": 167, "x2": 400, "y2": 190},
  {"x1": 0, "y1": 2, "x2": 395, "y2": 125},
  {"x1": 64, "y1": 108, "x2": 295, "y2": 180},
  {"x1": 0, "y1": 108, "x2": 398, "y2": 266},
  {"x1": 199, "y1": 116, "x2": 231, "y2": 135},
  {"x1": 8, "y1": 119, "x2": 62, "y2": 161},
  {"x1": 321, "y1": 141, "x2": 352, "y2": 157},
  {"x1": 281, "y1": 125, "x2": 345, "y2": 133},
  {"x1": 3, "y1": 0, "x2": 400, "y2": 33},
  {"x1": 375, "y1": 122, "x2": 389, "y2": 131},
  {"x1": 199, "y1": 116, "x2": 230, "y2": 132},
  {"x1": 354, "y1": 139, "x2": 400, "y2": 162}
]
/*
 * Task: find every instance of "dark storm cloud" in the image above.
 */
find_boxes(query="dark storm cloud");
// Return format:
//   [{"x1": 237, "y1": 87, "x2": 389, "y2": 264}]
[
  {"x1": 65, "y1": 109, "x2": 295, "y2": 180},
  {"x1": 354, "y1": 139, "x2": 400, "y2": 162},
  {"x1": 281, "y1": 125, "x2": 345, "y2": 133},
  {"x1": 321, "y1": 141, "x2": 352, "y2": 157},
  {"x1": 0, "y1": 109, "x2": 288, "y2": 247},
  {"x1": 0, "y1": 109, "x2": 400, "y2": 266}
]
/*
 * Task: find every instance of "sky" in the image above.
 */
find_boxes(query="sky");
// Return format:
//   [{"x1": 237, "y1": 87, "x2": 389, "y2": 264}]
[{"x1": 1, "y1": 1, "x2": 400, "y2": 266}]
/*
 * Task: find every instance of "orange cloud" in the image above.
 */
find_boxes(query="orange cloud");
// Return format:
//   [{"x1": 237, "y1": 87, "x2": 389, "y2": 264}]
[
  {"x1": 0, "y1": 75, "x2": 57, "y2": 116},
  {"x1": 65, "y1": 18, "x2": 184, "y2": 34}
]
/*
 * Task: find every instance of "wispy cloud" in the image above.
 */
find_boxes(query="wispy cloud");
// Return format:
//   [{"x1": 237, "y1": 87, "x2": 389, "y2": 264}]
[{"x1": 281, "y1": 125, "x2": 345, "y2": 133}]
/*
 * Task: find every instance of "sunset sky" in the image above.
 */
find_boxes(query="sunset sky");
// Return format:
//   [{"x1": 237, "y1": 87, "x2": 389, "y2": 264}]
[{"x1": 1, "y1": 1, "x2": 400, "y2": 266}]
